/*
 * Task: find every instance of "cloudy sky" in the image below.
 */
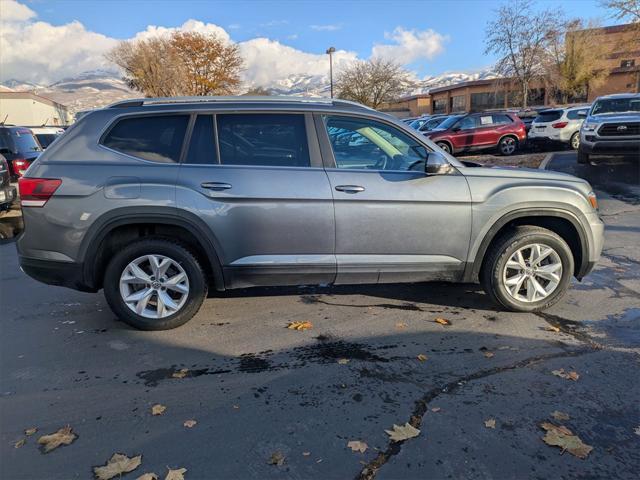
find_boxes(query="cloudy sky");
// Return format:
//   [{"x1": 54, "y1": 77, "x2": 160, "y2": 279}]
[{"x1": 1, "y1": 0, "x2": 607, "y2": 86}]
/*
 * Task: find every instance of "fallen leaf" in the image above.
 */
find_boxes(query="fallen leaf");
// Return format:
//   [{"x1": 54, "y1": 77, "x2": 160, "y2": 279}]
[
  {"x1": 268, "y1": 451, "x2": 285, "y2": 466},
  {"x1": 93, "y1": 453, "x2": 142, "y2": 480},
  {"x1": 287, "y1": 321, "x2": 313, "y2": 331},
  {"x1": 417, "y1": 354, "x2": 428, "y2": 362},
  {"x1": 151, "y1": 404, "x2": 166, "y2": 416},
  {"x1": 551, "y1": 411, "x2": 571, "y2": 421},
  {"x1": 552, "y1": 369, "x2": 580, "y2": 381},
  {"x1": 347, "y1": 440, "x2": 368, "y2": 453},
  {"x1": 24, "y1": 427, "x2": 37, "y2": 436},
  {"x1": 546, "y1": 325, "x2": 561, "y2": 333},
  {"x1": 385, "y1": 423, "x2": 420, "y2": 442},
  {"x1": 302, "y1": 451, "x2": 311, "y2": 456},
  {"x1": 540, "y1": 422, "x2": 593, "y2": 459},
  {"x1": 434, "y1": 317, "x2": 450, "y2": 326},
  {"x1": 14, "y1": 439, "x2": 25, "y2": 449},
  {"x1": 172, "y1": 369, "x2": 189, "y2": 379},
  {"x1": 484, "y1": 352, "x2": 495, "y2": 358},
  {"x1": 431, "y1": 407, "x2": 441, "y2": 412},
  {"x1": 136, "y1": 474, "x2": 158, "y2": 480},
  {"x1": 165, "y1": 467, "x2": 187, "y2": 480},
  {"x1": 484, "y1": 418, "x2": 496, "y2": 429},
  {"x1": 232, "y1": 405, "x2": 240, "y2": 409},
  {"x1": 395, "y1": 322, "x2": 408, "y2": 329},
  {"x1": 37, "y1": 426, "x2": 77, "y2": 453},
  {"x1": 183, "y1": 420, "x2": 197, "y2": 428},
  {"x1": 337, "y1": 358, "x2": 350, "y2": 365}
]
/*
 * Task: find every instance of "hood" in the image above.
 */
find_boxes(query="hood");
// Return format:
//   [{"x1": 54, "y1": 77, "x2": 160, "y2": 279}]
[
  {"x1": 589, "y1": 113, "x2": 640, "y2": 123},
  {"x1": 459, "y1": 164, "x2": 585, "y2": 183}
]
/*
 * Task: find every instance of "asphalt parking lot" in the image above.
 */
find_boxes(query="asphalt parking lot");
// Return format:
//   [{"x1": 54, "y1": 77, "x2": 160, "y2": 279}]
[{"x1": 1, "y1": 152, "x2": 638, "y2": 479}]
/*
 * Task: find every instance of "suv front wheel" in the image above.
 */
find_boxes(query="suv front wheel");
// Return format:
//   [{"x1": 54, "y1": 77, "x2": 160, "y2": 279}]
[
  {"x1": 480, "y1": 226, "x2": 574, "y2": 312},
  {"x1": 103, "y1": 238, "x2": 207, "y2": 330}
]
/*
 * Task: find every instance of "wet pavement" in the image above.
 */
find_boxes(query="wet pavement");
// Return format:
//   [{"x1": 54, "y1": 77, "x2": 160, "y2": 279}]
[{"x1": 1, "y1": 154, "x2": 639, "y2": 479}]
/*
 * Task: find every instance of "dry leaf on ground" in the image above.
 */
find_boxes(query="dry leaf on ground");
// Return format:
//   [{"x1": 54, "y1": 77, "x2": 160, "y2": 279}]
[
  {"x1": 93, "y1": 453, "x2": 142, "y2": 480},
  {"x1": 484, "y1": 418, "x2": 496, "y2": 429},
  {"x1": 37, "y1": 426, "x2": 77, "y2": 453},
  {"x1": 347, "y1": 440, "x2": 368, "y2": 453},
  {"x1": 540, "y1": 422, "x2": 593, "y2": 459},
  {"x1": 302, "y1": 451, "x2": 311, "y2": 456},
  {"x1": 337, "y1": 358, "x2": 350, "y2": 365},
  {"x1": 183, "y1": 420, "x2": 197, "y2": 428},
  {"x1": 151, "y1": 404, "x2": 166, "y2": 416},
  {"x1": 24, "y1": 427, "x2": 37, "y2": 436},
  {"x1": 434, "y1": 317, "x2": 451, "y2": 326},
  {"x1": 552, "y1": 369, "x2": 580, "y2": 381},
  {"x1": 395, "y1": 322, "x2": 408, "y2": 329},
  {"x1": 165, "y1": 467, "x2": 187, "y2": 480},
  {"x1": 14, "y1": 439, "x2": 25, "y2": 449},
  {"x1": 268, "y1": 451, "x2": 285, "y2": 466},
  {"x1": 417, "y1": 354, "x2": 428, "y2": 362},
  {"x1": 136, "y1": 474, "x2": 158, "y2": 480},
  {"x1": 172, "y1": 369, "x2": 189, "y2": 379},
  {"x1": 431, "y1": 407, "x2": 441, "y2": 412},
  {"x1": 385, "y1": 423, "x2": 420, "y2": 442},
  {"x1": 551, "y1": 411, "x2": 571, "y2": 421},
  {"x1": 484, "y1": 352, "x2": 495, "y2": 358},
  {"x1": 546, "y1": 325, "x2": 561, "y2": 333},
  {"x1": 287, "y1": 321, "x2": 313, "y2": 331}
]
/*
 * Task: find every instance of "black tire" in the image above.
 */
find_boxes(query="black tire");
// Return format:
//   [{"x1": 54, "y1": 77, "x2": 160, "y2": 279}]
[
  {"x1": 436, "y1": 141, "x2": 451, "y2": 154},
  {"x1": 570, "y1": 132, "x2": 580, "y2": 150},
  {"x1": 498, "y1": 136, "x2": 518, "y2": 156},
  {"x1": 103, "y1": 238, "x2": 207, "y2": 330},
  {"x1": 480, "y1": 226, "x2": 574, "y2": 312},
  {"x1": 576, "y1": 148, "x2": 589, "y2": 164}
]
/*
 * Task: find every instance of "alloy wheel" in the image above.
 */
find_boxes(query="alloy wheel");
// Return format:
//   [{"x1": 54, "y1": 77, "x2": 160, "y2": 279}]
[
  {"x1": 500, "y1": 137, "x2": 516, "y2": 155},
  {"x1": 571, "y1": 133, "x2": 580, "y2": 150},
  {"x1": 502, "y1": 243, "x2": 562, "y2": 303},
  {"x1": 119, "y1": 254, "x2": 190, "y2": 319}
]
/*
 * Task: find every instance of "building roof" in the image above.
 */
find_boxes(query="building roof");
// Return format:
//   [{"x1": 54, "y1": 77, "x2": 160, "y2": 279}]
[{"x1": 0, "y1": 91, "x2": 68, "y2": 110}]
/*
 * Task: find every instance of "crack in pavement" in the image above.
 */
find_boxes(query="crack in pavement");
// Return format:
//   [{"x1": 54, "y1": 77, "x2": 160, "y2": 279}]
[
  {"x1": 355, "y1": 346, "x2": 595, "y2": 480},
  {"x1": 534, "y1": 312, "x2": 604, "y2": 349}
]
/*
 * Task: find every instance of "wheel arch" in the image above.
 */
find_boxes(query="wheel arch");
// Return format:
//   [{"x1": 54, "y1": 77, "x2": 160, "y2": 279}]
[
  {"x1": 498, "y1": 133, "x2": 519, "y2": 146},
  {"x1": 435, "y1": 139, "x2": 454, "y2": 153}
]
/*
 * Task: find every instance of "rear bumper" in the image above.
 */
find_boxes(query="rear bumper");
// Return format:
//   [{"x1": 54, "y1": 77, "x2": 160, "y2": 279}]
[{"x1": 19, "y1": 256, "x2": 96, "y2": 292}]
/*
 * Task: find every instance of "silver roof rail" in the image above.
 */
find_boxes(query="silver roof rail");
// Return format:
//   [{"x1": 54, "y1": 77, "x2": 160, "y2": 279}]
[{"x1": 108, "y1": 95, "x2": 372, "y2": 110}]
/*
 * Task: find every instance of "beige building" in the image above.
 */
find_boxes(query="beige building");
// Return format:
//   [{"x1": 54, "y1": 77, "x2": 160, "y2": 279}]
[{"x1": 0, "y1": 92, "x2": 71, "y2": 126}]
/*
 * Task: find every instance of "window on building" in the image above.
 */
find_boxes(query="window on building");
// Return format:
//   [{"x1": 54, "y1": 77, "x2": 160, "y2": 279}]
[
  {"x1": 433, "y1": 98, "x2": 447, "y2": 114},
  {"x1": 450, "y1": 95, "x2": 466, "y2": 113},
  {"x1": 620, "y1": 59, "x2": 635, "y2": 68},
  {"x1": 470, "y1": 91, "x2": 505, "y2": 111},
  {"x1": 102, "y1": 115, "x2": 189, "y2": 163},
  {"x1": 217, "y1": 114, "x2": 310, "y2": 167}
]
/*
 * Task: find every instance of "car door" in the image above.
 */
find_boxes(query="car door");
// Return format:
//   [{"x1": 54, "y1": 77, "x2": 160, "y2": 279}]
[
  {"x1": 450, "y1": 116, "x2": 479, "y2": 150},
  {"x1": 176, "y1": 112, "x2": 336, "y2": 288},
  {"x1": 316, "y1": 114, "x2": 471, "y2": 284}
]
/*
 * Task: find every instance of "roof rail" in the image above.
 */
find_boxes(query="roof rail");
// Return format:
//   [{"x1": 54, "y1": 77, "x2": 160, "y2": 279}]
[{"x1": 108, "y1": 95, "x2": 372, "y2": 110}]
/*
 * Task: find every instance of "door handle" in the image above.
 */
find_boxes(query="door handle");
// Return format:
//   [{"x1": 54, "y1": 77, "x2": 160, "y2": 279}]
[
  {"x1": 335, "y1": 185, "x2": 365, "y2": 194},
  {"x1": 201, "y1": 182, "x2": 232, "y2": 191}
]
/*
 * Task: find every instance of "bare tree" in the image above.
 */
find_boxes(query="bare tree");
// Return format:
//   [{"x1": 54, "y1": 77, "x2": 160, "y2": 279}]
[
  {"x1": 485, "y1": 0, "x2": 563, "y2": 108},
  {"x1": 242, "y1": 86, "x2": 272, "y2": 96},
  {"x1": 600, "y1": 0, "x2": 640, "y2": 23},
  {"x1": 335, "y1": 59, "x2": 412, "y2": 109},
  {"x1": 106, "y1": 31, "x2": 243, "y2": 97}
]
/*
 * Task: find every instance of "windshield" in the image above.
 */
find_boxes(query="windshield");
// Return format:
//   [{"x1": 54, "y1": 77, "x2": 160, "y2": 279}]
[
  {"x1": 591, "y1": 97, "x2": 640, "y2": 115},
  {"x1": 435, "y1": 115, "x2": 463, "y2": 130},
  {"x1": 10, "y1": 129, "x2": 42, "y2": 153}
]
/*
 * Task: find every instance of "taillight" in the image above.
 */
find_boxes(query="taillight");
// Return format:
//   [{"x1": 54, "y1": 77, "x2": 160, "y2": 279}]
[
  {"x1": 13, "y1": 158, "x2": 29, "y2": 177},
  {"x1": 552, "y1": 122, "x2": 568, "y2": 129},
  {"x1": 18, "y1": 178, "x2": 62, "y2": 207}
]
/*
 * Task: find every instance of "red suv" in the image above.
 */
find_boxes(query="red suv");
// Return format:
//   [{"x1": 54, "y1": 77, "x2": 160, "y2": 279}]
[{"x1": 426, "y1": 112, "x2": 526, "y2": 156}]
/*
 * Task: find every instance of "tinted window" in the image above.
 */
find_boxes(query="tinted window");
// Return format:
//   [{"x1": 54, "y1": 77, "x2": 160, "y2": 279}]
[
  {"x1": 185, "y1": 115, "x2": 216, "y2": 164},
  {"x1": 566, "y1": 108, "x2": 587, "y2": 120},
  {"x1": 534, "y1": 110, "x2": 563, "y2": 123},
  {"x1": 492, "y1": 114, "x2": 513, "y2": 125},
  {"x1": 10, "y1": 129, "x2": 42, "y2": 154},
  {"x1": 434, "y1": 115, "x2": 462, "y2": 130},
  {"x1": 457, "y1": 116, "x2": 478, "y2": 130},
  {"x1": 102, "y1": 115, "x2": 189, "y2": 163},
  {"x1": 217, "y1": 114, "x2": 309, "y2": 167},
  {"x1": 326, "y1": 116, "x2": 427, "y2": 171},
  {"x1": 35, "y1": 134, "x2": 58, "y2": 148}
]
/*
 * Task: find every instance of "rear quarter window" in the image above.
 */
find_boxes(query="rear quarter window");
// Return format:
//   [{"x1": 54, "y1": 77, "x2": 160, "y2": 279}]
[
  {"x1": 566, "y1": 109, "x2": 588, "y2": 120},
  {"x1": 102, "y1": 115, "x2": 189, "y2": 163}
]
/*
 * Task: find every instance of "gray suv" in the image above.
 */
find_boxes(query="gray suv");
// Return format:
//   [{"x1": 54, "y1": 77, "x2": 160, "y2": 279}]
[{"x1": 17, "y1": 96, "x2": 604, "y2": 330}]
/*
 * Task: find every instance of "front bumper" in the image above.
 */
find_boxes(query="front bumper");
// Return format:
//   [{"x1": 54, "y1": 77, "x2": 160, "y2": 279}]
[
  {"x1": 19, "y1": 256, "x2": 96, "y2": 292},
  {"x1": 580, "y1": 137, "x2": 640, "y2": 156}
]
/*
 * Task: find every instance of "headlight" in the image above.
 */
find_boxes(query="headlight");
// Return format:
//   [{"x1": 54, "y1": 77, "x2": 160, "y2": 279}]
[
  {"x1": 582, "y1": 122, "x2": 597, "y2": 132},
  {"x1": 587, "y1": 191, "x2": 598, "y2": 210}
]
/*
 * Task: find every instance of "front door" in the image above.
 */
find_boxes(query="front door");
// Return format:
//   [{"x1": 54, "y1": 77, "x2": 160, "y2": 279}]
[
  {"x1": 317, "y1": 114, "x2": 472, "y2": 284},
  {"x1": 176, "y1": 112, "x2": 336, "y2": 288}
]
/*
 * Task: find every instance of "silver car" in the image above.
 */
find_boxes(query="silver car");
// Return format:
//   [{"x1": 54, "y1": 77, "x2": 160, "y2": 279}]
[
  {"x1": 16, "y1": 96, "x2": 604, "y2": 330},
  {"x1": 528, "y1": 106, "x2": 590, "y2": 150}
]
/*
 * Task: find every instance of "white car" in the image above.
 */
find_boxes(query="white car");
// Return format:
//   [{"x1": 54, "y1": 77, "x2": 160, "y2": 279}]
[
  {"x1": 29, "y1": 126, "x2": 65, "y2": 149},
  {"x1": 528, "y1": 106, "x2": 590, "y2": 150}
]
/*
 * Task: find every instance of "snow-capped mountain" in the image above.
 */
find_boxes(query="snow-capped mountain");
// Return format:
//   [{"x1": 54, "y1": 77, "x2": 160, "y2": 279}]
[{"x1": 1, "y1": 68, "x2": 497, "y2": 114}]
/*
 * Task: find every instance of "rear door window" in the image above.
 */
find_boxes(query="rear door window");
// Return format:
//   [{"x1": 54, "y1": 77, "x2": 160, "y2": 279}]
[
  {"x1": 185, "y1": 115, "x2": 217, "y2": 164},
  {"x1": 217, "y1": 114, "x2": 310, "y2": 167},
  {"x1": 102, "y1": 115, "x2": 189, "y2": 163}
]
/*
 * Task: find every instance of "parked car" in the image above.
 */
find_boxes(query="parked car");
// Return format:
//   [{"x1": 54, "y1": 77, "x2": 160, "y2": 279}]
[
  {"x1": 401, "y1": 116, "x2": 420, "y2": 124},
  {"x1": 0, "y1": 154, "x2": 17, "y2": 212},
  {"x1": 516, "y1": 107, "x2": 548, "y2": 134},
  {"x1": 30, "y1": 126, "x2": 65, "y2": 149},
  {"x1": 0, "y1": 126, "x2": 42, "y2": 179},
  {"x1": 17, "y1": 96, "x2": 603, "y2": 330},
  {"x1": 528, "y1": 106, "x2": 590, "y2": 150},
  {"x1": 412, "y1": 115, "x2": 449, "y2": 133},
  {"x1": 426, "y1": 112, "x2": 527, "y2": 155},
  {"x1": 578, "y1": 93, "x2": 640, "y2": 164}
]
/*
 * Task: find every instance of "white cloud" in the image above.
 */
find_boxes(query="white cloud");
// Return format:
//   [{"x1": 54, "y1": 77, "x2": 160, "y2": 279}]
[
  {"x1": 132, "y1": 19, "x2": 231, "y2": 43},
  {"x1": 0, "y1": 0, "x2": 36, "y2": 22},
  {"x1": 372, "y1": 27, "x2": 448, "y2": 64},
  {"x1": 310, "y1": 24, "x2": 341, "y2": 31}
]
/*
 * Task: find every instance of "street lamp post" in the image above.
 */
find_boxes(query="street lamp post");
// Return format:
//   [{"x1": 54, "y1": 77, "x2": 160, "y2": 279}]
[{"x1": 326, "y1": 46, "x2": 336, "y2": 98}]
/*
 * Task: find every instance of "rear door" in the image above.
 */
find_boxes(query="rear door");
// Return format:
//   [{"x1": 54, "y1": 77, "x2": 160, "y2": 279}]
[
  {"x1": 176, "y1": 112, "x2": 336, "y2": 288},
  {"x1": 317, "y1": 114, "x2": 471, "y2": 284}
]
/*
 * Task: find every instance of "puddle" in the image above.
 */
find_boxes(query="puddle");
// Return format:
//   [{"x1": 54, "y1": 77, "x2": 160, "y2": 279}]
[{"x1": 586, "y1": 307, "x2": 640, "y2": 348}]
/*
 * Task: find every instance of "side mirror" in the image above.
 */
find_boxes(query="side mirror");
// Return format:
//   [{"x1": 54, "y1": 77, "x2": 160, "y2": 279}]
[
  {"x1": 425, "y1": 151, "x2": 453, "y2": 175},
  {"x1": 577, "y1": 111, "x2": 587, "y2": 118}
]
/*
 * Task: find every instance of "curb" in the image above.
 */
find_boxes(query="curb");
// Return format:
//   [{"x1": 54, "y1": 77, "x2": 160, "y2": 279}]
[{"x1": 539, "y1": 153, "x2": 554, "y2": 170}]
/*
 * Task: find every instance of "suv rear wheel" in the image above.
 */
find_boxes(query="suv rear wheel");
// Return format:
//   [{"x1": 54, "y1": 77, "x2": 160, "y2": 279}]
[
  {"x1": 103, "y1": 238, "x2": 207, "y2": 330},
  {"x1": 498, "y1": 136, "x2": 517, "y2": 156},
  {"x1": 480, "y1": 226, "x2": 573, "y2": 312},
  {"x1": 435, "y1": 141, "x2": 451, "y2": 154}
]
